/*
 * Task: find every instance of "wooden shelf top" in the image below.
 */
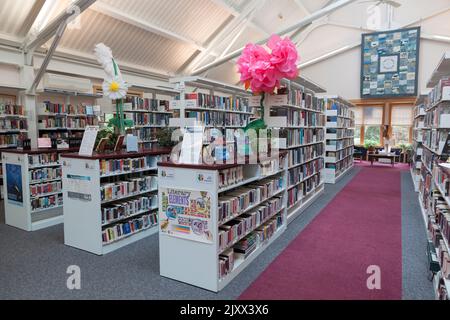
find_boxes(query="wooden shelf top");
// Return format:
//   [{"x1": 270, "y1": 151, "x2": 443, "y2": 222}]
[
  {"x1": 61, "y1": 148, "x2": 172, "y2": 160},
  {"x1": 4, "y1": 148, "x2": 80, "y2": 155}
]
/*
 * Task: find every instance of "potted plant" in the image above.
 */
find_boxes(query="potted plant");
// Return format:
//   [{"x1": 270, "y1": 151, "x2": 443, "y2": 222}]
[
  {"x1": 95, "y1": 128, "x2": 119, "y2": 151},
  {"x1": 155, "y1": 128, "x2": 176, "y2": 148},
  {"x1": 364, "y1": 141, "x2": 378, "y2": 153}
]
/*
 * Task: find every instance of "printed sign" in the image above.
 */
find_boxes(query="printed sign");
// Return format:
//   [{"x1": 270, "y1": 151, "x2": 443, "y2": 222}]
[
  {"x1": 65, "y1": 175, "x2": 92, "y2": 201},
  {"x1": 6, "y1": 164, "x2": 23, "y2": 206},
  {"x1": 160, "y1": 188, "x2": 213, "y2": 244}
]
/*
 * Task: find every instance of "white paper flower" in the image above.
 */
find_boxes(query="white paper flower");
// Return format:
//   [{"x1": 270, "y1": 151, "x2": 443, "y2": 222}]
[{"x1": 103, "y1": 76, "x2": 128, "y2": 100}]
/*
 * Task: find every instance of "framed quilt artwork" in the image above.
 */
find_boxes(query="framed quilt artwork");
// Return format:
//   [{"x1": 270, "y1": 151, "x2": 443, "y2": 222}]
[{"x1": 361, "y1": 27, "x2": 420, "y2": 98}]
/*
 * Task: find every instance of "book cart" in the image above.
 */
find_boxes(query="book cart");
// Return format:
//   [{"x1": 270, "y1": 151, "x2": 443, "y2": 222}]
[
  {"x1": 2, "y1": 148, "x2": 78, "y2": 231},
  {"x1": 321, "y1": 96, "x2": 355, "y2": 184},
  {"x1": 61, "y1": 148, "x2": 171, "y2": 255},
  {"x1": 415, "y1": 52, "x2": 450, "y2": 299},
  {"x1": 264, "y1": 77, "x2": 327, "y2": 223}
]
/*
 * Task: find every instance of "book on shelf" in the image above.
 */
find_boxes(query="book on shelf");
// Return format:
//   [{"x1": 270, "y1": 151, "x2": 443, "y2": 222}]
[
  {"x1": 123, "y1": 97, "x2": 170, "y2": 112},
  {"x1": 102, "y1": 194, "x2": 158, "y2": 225},
  {"x1": 29, "y1": 167, "x2": 62, "y2": 182},
  {"x1": 288, "y1": 173, "x2": 322, "y2": 208},
  {"x1": 0, "y1": 104, "x2": 26, "y2": 116},
  {"x1": 100, "y1": 176, "x2": 157, "y2": 203},
  {"x1": 288, "y1": 158, "x2": 324, "y2": 187},
  {"x1": 102, "y1": 211, "x2": 158, "y2": 245},
  {"x1": 218, "y1": 166, "x2": 244, "y2": 190},
  {"x1": 0, "y1": 119, "x2": 28, "y2": 131},
  {"x1": 30, "y1": 181, "x2": 62, "y2": 197},
  {"x1": 99, "y1": 156, "x2": 157, "y2": 176},
  {"x1": 185, "y1": 111, "x2": 250, "y2": 127},
  {"x1": 31, "y1": 194, "x2": 63, "y2": 212},
  {"x1": 280, "y1": 128, "x2": 324, "y2": 147},
  {"x1": 287, "y1": 143, "x2": 324, "y2": 168},
  {"x1": 28, "y1": 153, "x2": 59, "y2": 166},
  {"x1": 129, "y1": 112, "x2": 170, "y2": 126},
  {"x1": 175, "y1": 93, "x2": 250, "y2": 113},
  {"x1": 271, "y1": 109, "x2": 325, "y2": 127}
]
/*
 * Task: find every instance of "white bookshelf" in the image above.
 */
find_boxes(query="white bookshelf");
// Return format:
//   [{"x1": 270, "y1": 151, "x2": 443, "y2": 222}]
[
  {"x1": 411, "y1": 94, "x2": 428, "y2": 192},
  {"x1": 321, "y1": 96, "x2": 355, "y2": 184},
  {"x1": 158, "y1": 156, "x2": 288, "y2": 292},
  {"x1": 263, "y1": 77, "x2": 326, "y2": 223},
  {"x1": 61, "y1": 149, "x2": 171, "y2": 255},
  {"x1": 168, "y1": 76, "x2": 253, "y2": 129},
  {"x1": 2, "y1": 148, "x2": 77, "y2": 231}
]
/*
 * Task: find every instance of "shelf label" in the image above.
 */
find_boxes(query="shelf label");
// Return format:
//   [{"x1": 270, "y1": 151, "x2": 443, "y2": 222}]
[
  {"x1": 249, "y1": 96, "x2": 262, "y2": 107},
  {"x1": 267, "y1": 94, "x2": 288, "y2": 106}
]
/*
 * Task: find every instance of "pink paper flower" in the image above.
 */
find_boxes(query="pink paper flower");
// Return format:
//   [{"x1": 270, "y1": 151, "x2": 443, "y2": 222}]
[
  {"x1": 237, "y1": 35, "x2": 299, "y2": 93},
  {"x1": 268, "y1": 35, "x2": 299, "y2": 79}
]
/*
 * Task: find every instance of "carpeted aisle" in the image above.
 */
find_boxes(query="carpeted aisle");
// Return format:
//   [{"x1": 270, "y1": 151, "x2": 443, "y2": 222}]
[{"x1": 240, "y1": 163, "x2": 403, "y2": 300}]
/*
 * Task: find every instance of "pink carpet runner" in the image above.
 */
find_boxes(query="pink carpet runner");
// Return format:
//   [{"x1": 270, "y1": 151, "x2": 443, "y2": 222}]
[{"x1": 240, "y1": 163, "x2": 403, "y2": 300}]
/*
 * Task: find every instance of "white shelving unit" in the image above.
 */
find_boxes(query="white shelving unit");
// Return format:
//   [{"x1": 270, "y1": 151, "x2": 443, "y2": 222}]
[
  {"x1": 158, "y1": 156, "x2": 288, "y2": 292},
  {"x1": 416, "y1": 52, "x2": 450, "y2": 300},
  {"x1": 264, "y1": 77, "x2": 327, "y2": 224},
  {"x1": 411, "y1": 94, "x2": 428, "y2": 192},
  {"x1": 321, "y1": 96, "x2": 355, "y2": 184},
  {"x1": 168, "y1": 76, "x2": 253, "y2": 129},
  {"x1": 61, "y1": 149, "x2": 171, "y2": 255},
  {"x1": 2, "y1": 148, "x2": 78, "y2": 231}
]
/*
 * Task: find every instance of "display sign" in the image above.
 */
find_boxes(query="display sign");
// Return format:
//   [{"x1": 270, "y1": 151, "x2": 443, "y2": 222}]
[
  {"x1": 361, "y1": 27, "x2": 420, "y2": 98},
  {"x1": 6, "y1": 164, "x2": 23, "y2": 206},
  {"x1": 160, "y1": 188, "x2": 213, "y2": 244},
  {"x1": 79, "y1": 126, "x2": 99, "y2": 156}
]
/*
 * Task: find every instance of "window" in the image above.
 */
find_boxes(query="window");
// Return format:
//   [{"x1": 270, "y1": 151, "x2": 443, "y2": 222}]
[
  {"x1": 354, "y1": 125, "x2": 362, "y2": 146},
  {"x1": 391, "y1": 105, "x2": 413, "y2": 146},
  {"x1": 364, "y1": 126, "x2": 381, "y2": 145}
]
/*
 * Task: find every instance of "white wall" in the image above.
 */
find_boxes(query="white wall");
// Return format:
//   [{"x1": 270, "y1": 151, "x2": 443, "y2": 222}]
[{"x1": 301, "y1": 39, "x2": 450, "y2": 100}]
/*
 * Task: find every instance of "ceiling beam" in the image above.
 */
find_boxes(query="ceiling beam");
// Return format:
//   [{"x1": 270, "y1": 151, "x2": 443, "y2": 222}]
[
  {"x1": 23, "y1": 0, "x2": 96, "y2": 52},
  {"x1": 90, "y1": 1, "x2": 213, "y2": 54},
  {"x1": 191, "y1": 0, "x2": 359, "y2": 75},
  {"x1": 18, "y1": 0, "x2": 47, "y2": 37},
  {"x1": 182, "y1": 0, "x2": 263, "y2": 74},
  {"x1": 208, "y1": 0, "x2": 270, "y2": 36},
  {"x1": 292, "y1": 0, "x2": 311, "y2": 15}
]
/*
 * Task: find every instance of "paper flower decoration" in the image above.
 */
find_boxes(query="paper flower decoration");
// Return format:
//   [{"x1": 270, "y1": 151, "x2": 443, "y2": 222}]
[
  {"x1": 94, "y1": 43, "x2": 131, "y2": 133},
  {"x1": 237, "y1": 35, "x2": 299, "y2": 93},
  {"x1": 103, "y1": 76, "x2": 128, "y2": 100}
]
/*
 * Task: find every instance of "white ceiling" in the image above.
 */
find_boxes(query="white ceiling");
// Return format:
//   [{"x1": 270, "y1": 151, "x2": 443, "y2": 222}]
[{"x1": 0, "y1": 0, "x2": 449, "y2": 85}]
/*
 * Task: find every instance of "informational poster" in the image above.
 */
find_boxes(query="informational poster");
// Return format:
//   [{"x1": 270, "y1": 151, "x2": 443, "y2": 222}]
[
  {"x1": 79, "y1": 126, "x2": 99, "y2": 156},
  {"x1": 6, "y1": 164, "x2": 23, "y2": 206},
  {"x1": 160, "y1": 188, "x2": 213, "y2": 244},
  {"x1": 65, "y1": 174, "x2": 92, "y2": 201}
]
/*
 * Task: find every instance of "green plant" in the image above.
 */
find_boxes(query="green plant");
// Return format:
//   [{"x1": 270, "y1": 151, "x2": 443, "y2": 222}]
[
  {"x1": 156, "y1": 128, "x2": 176, "y2": 148},
  {"x1": 364, "y1": 140, "x2": 378, "y2": 150},
  {"x1": 399, "y1": 143, "x2": 412, "y2": 152},
  {"x1": 95, "y1": 128, "x2": 119, "y2": 150}
]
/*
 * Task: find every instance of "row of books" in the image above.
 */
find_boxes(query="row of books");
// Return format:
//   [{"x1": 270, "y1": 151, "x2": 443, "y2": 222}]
[
  {"x1": 67, "y1": 104, "x2": 95, "y2": 116},
  {"x1": 0, "y1": 134, "x2": 24, "y2": 147},
  {"x1": 326, "y1": 128, "x2": 354, "y2": 139},
  {"x1": 325, "y1": 100, "x2": 355, "y2": 119},
  {"x1": 180, "y1": 93, "x2": 250, "y2": 112},
  {"x1": 424, "y1": 104, "x2": 450, "y2": 128},
  {"x1": 421, "y1": 129, "x2": 447, "y2": 155},
  {"x1": 99, "y1": 156, "x2": 157, "y2": 176},
  {"x1": 30, "y1": 181, "x2": 62, "y2": 198},
  {"x1": 124, "y1": 97, "x2": 170, "y2": 112},
  {"x1": 326, "y1": 138, "x2": 353, "y2": 150},
  {"x1": 66, "y1": 117, "x2": 98, "y2": 129},
  {"x1": 100, "y1": 176, "x2": 157, "y2": 203},
  {"x1": 287, "y1": 143, "x2": 324, "y2": 168},
  {"x1": 40, "y1": 102, "x2": 68, "y2": 114},
  {"x1": 288, "y1": 158, "x2": 324, "y2": 188},
  {"x1": 325, "y1": 156, "x2": 353, "y2": 171},
  {"x1": 219, "y1": 213, "x2": 284, "y2": 280},
  {"x1": 218, "y1": 196, "x2": 283, "y2": 252},
  {"x1": 218, "y1": 175, "x2": 284, "y2": 223},
  {"x1": 38, "y1": 117, "x2": 98, "y2": 129},
  {"x1": 326, "y1": 147, "x2": 354, "y2": 162},
  {"x1": 184, "y1": 111, "x2": 250, "y2": 127},
  {"x1": 0, "y1": 104, "x2": 26, "y2": 116},
  {"x1": 276, "y1": 88, "x2": 325, "y2": 112},
  {"x1": 0, "y1": 119, "x2": 27, "y2": 131},
  {"x1": 38, "y1": 117, "x2": 66, "y2": 129},
  {"x1": 28, "y1": 153, "x2": 59, "y2": 167},
  {"x1": 280, "y1": 128, "x2": 324, "y2": 148},
  {"x1": 102, "y1": 212, "x2": 158, "y2": 245},
  {"x1": 102, "y1": 195, "x2": 158, "y2": 225},
  {"x1": 31, "y1": 194, "x2": 63, "y2": 212},
  {"x1": 218, "y1": 166, "x2": 244, "y2": 190},
  {"x1": 327, "y1": 116, "x2": 355, "y2": 128},
  {"x1": 428, "y1": 77, "x2": 450, "y2": 107},
  {"x1": 272, "y1": 109, "x2": 325, "y2": 127},
  {"x1": 131, "y1": 127, "x2": 156, "y2": 142},
  {"x1": 260, "y1": 157, "x2": 285, "y2": 176},
  {"x1": 29, "y1": 167, "x2": 62, "y2": 182},
  {"x1": 130, "y1": 113, "x2": 170, "y2": 126},
  {"x1": 288, "y1": 173, "x2": 322, "y2": 208}
]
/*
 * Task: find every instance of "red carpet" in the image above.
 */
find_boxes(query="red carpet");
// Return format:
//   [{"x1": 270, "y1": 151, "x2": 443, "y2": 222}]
[{"x1": 239, "y1": 165, "x2": 402, "y2": 300}]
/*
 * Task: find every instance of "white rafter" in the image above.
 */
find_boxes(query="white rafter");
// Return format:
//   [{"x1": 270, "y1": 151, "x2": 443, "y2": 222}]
[
  {"x1": 18, "y1": 0, "x2": 47, "y2": 37},
  {"x1": 90, "y1": 1, "x2": 216, "y2": 54}
]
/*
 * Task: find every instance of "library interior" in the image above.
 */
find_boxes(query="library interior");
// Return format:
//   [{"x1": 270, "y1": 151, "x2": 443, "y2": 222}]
[{"x1": 1, "y1": 0, "x2": 450, "y2": 301}]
